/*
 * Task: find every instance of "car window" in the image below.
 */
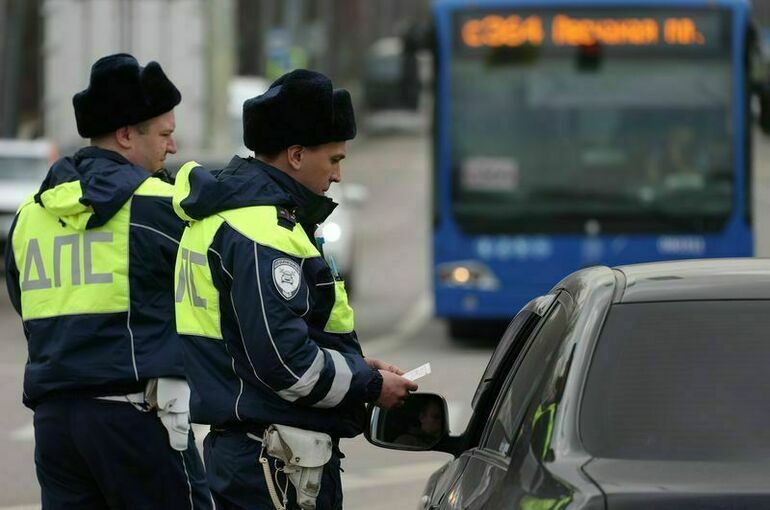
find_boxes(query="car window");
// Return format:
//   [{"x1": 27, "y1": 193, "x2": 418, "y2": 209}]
[
  {"x1": 581, "y1": 300, "x2": 770, "y2": 461},
  {"x1": 471, "y1": 295, "x2": 555, "y2": 411},
  {"x1": 482, "y1": 300, "x2": 569, "y2": 458}
]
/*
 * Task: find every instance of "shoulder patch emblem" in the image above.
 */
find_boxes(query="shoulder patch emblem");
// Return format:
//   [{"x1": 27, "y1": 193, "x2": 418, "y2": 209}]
[{"x1": 272, "y1": 258, "x2": 302, "y2": 300}]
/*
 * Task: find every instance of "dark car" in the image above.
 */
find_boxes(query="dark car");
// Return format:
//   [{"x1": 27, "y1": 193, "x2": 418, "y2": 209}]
[
  {"x1": 367, "y1": 259, "x2": 770, "y2": 509},
  {"x1": 362, "y1": 37, "x2": 420, "y2": 112}
]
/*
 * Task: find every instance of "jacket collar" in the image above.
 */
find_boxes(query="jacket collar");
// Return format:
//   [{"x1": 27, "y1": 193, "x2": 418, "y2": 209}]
[
  {"x1": 35, "y1": 145, "x2": 149, "y2": 230},
  {"x1": 72, "y1": 146, "x2": 137, "y2": 168},
  {"x1": 245, "y1": 158, "x2": 337, "y2": 225}
]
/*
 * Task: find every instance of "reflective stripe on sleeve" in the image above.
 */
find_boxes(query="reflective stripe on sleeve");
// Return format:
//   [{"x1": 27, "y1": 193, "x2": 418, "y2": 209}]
[
  {"x1": 314, "y1": 349, "x2": 352, "y2": 408},
  {"x1": 276, "y1": 349, "x2": 325, "y2": 402}
]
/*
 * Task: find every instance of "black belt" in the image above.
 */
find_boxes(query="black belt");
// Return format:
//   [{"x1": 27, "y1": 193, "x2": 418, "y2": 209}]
[{"x1": 34, "y1": 381, "x2": 148, "y2": 405}]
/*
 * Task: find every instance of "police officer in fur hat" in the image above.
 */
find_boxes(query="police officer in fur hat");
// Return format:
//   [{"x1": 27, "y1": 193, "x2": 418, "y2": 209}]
[
  {"x1": 5, "y1": 53, "x2": 212, "y2": 509},
  {"x1": 172, "y1": 69, "x2": 418, "y2": 509}
]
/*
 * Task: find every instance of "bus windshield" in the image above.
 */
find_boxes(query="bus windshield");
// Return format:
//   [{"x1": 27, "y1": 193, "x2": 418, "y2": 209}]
[{"x1": 450, "y1": 9, "x2": 733, "y2": 233}]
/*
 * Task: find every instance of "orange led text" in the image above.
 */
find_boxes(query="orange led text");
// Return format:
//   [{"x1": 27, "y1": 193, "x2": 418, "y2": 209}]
[{"x1": 460, "y1": 14, "x2": 707, "y2": 48}]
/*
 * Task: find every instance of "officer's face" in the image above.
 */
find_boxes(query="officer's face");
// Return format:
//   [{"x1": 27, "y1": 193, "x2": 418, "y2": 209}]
[
  {"x1": 129, "y1": 110, "x2": 178, "y2": 172},
  {"x1": 296, "y1": 142, "x2": 346, "y2": 195}
]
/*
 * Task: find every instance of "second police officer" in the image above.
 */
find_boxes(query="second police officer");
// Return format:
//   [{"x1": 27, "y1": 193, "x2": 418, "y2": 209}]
[
  {"x1": 5, "y1": 54, "x2": 211, "y2": 509},
  {"x1": 173, "y1": 69, "x2": 417, "y2": 509}
]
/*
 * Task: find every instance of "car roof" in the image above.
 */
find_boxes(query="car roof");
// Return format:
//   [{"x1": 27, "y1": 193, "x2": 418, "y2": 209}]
[{"x1": 613, "y1": 258, "x2": 770, "y2": 303}]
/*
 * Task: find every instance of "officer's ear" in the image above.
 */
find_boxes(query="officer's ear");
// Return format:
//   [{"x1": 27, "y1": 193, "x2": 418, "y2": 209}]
[
  {"x1": 115, "y1": 126, "x2": 132, "y2": 150},
  {"x1": 287, "y1": 145, "x2": 304, "y2": 171}
]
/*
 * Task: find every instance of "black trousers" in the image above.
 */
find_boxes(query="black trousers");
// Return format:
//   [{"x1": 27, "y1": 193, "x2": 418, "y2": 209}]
[
  {"x1": 33, "y1": 398, "x2": 212, "y2": 510},
  {"x1": 204, "y1": 429, "x2": 343, "y2": 510}
]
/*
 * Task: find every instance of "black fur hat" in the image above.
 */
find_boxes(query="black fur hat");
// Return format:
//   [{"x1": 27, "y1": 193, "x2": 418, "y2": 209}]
[
  {"x1": 72, "y1": 53, "x2": 181, "y2": 138},
  {"x1": 243, "y1": 69, "x2": 356, "y2": 154}
]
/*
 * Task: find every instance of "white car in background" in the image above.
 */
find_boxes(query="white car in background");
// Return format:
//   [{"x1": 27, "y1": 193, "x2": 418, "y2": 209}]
[
  {"x1": 318, "y1": 183, "x2": 367, "y2": 296},
  {"x1": 0, "y1": 139, "x2": 56, "y2": 252}
]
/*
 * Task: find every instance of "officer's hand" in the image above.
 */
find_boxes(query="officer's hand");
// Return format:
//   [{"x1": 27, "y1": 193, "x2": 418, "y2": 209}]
[
  {"x1": 365, "y1": 357, "x2": 405, "y2": 375},
  {"x1": 376, "y1": 370, "x2": 418, "y2": 409}
]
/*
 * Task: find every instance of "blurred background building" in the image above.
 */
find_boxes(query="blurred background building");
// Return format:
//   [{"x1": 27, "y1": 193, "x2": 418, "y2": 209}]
[
  {"x1": 4, "y1": 0, "x2": 768, "y2": 152},
  {"x1": 0, "y1": 0, "x2": 431, "y2": 152}
]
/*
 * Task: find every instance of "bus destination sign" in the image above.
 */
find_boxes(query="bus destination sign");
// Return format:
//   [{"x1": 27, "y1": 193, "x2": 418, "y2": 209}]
[{"x1": 459, "y1": 12, "x2": 720, "y2": 49}]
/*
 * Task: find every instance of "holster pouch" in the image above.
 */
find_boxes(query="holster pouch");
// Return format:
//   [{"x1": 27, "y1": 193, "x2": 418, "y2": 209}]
[
  {"x1": 145, "y1": 378, "x2": 191, "y2": 451},
  {"x1": 263, "y1": 424, "x2": 333, "y2": 510}
]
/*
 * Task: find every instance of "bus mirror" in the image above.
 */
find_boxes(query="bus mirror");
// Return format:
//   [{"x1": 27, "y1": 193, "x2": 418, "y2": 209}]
[
  {"x1": 576, "y1": 43, "x2": 602, "y2": 72},
  {"x1": 759, "y1": 85, "x2": 770, "y2": 135}
]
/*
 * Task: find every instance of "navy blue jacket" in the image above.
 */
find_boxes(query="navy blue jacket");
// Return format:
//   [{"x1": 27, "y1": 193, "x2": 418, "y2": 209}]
[
  {"x1": 174, "y1": 157, "x2": 382, "y2": 439},
  {"x1": 5, "y1": 147, "x2": 186, "y2": 408}
]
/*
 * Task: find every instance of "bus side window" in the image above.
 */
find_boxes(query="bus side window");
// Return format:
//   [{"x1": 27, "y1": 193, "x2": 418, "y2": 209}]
[{"x1": 749, "y1": 25, "x2": 770, "y2": 134}]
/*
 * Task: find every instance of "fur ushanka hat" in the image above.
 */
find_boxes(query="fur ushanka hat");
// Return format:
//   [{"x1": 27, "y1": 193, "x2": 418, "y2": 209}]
[
  {"x1": 72, "y1": 53, "x2": 181, "y2": 138},
  {"x1": 242, "y1": 69, "x2": 356, "y2": 154}
]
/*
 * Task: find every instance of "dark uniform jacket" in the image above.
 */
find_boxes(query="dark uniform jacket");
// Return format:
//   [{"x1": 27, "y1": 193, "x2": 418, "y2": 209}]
[
  {"x1": 173, "y1": 156, "x2": 382, "y2": 439},
  {"x1": 5, "y1": 147, "x2": 186, "y2": 408}
]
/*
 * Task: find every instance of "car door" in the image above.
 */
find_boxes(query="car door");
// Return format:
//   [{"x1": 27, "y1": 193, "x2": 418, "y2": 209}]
[
  {"x1": 421, "y1": 295, "x2": 557, "y2": 510},
  {"x1": 437, "y1": 292, "x2": 573, "y2": 509}
]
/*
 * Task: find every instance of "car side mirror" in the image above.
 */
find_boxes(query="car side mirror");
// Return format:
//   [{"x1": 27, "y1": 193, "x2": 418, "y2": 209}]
[{"x1": 365, "y1": 393, "x2": 449, "y2": 451}]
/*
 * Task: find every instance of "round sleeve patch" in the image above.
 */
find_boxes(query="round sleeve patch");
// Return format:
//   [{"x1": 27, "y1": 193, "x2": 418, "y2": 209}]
[{"x1": 272, "y1": 258, "x2": 302, "y2": 300}]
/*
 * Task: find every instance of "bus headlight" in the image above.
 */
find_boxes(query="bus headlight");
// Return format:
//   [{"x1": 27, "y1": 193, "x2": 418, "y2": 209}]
[{"x1": 437, "y1": 261, "x2": 500, "y2": 290}]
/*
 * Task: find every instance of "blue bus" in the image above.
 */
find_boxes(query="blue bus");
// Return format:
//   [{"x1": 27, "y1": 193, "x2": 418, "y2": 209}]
[{"x1": 430, "y1": 0, "x2": 770, "y2": 335}]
